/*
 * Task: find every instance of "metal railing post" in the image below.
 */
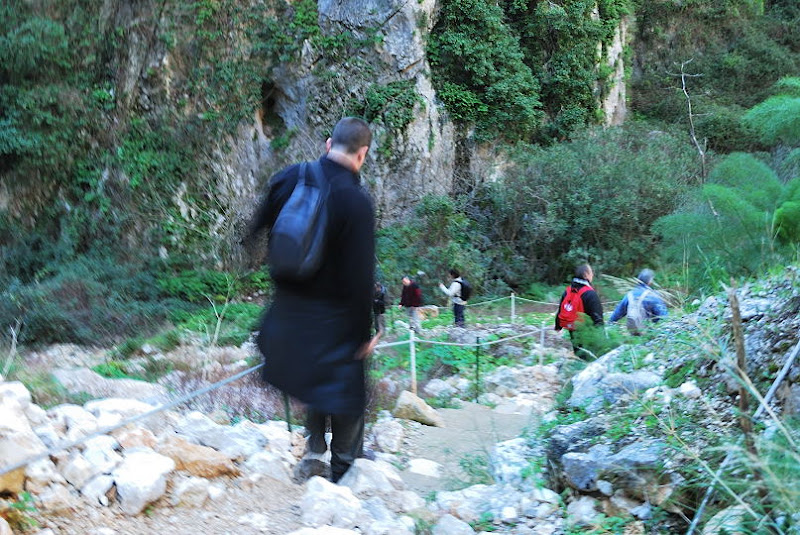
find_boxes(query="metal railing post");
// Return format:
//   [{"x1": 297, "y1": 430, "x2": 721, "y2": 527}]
[
  {"x1": 540, "y1": 321, "x2": 546, "y2": 366},
  {"x1": 511, "y1": 292, "x2": 516, "y2": 324},
  {"x1": 409, "y1": 329, "x2": 417, "y2": 395},
  {"x1": 474, "y1": 336, "x2": 481, "y2": 402}
]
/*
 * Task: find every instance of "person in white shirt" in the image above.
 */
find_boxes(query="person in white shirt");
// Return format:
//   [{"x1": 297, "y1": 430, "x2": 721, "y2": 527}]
[{"x1": 439, "y1": 269, "x2": 467, "y2": 327}]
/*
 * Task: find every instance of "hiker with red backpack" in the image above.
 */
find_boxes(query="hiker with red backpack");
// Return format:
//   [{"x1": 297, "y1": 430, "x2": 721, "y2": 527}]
[{"x1": 555, "y1": 264, "x2": 605, "y2": 357}]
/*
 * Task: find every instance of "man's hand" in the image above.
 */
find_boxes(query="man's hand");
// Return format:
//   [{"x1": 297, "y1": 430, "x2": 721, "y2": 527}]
[{"x1": 355, "y1": 334, "x2": 381, "y2": 360}]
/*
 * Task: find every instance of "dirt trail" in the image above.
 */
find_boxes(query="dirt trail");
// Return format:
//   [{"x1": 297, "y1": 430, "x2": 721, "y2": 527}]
[{"x1": 399, "y1": 402, "x2": 536, "y2": 494}]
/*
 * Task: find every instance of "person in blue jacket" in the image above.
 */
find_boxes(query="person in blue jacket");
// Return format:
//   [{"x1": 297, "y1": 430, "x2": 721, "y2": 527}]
[{"x1": 609, "y1": 269, "x2": 668, "y2": 335}]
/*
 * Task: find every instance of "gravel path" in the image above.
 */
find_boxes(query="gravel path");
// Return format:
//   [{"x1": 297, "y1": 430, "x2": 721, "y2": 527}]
[{"x1": 398, "y1": 402, "x2": 536, "y2": 494}]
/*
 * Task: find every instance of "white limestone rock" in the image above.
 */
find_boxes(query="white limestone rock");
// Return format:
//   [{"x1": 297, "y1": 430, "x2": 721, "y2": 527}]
[
  {"x1": 84, "y1": 398, "x2": 162, "y2": 431},
  {"x1": 529, "y1": 487, "x2": 561, "y2": 505},
  {"x1": 300, "y1": 476, "x2": 365, "y2": 529},
  {"x1": 392, "y1": 391, "x2": 444, "y2": 427},
  {"x1": 423, "y1": 379, "x2": 456, "y2": 399},
  {"x1": 24, "y1": 403, "x2": 48, "y2": 426},
  {"x1": 432, "y1": 514, "x2": 475, "y2": 535},
  {"x1": 491, "y1": 437, "x2": 534, "y2": 489},
  {"x1": 0, "y1": 381, "x2": 32, "y2": 409},
  {"x1": 254, "y1": 420, "x2": 294, "y2": 454},
  {"x1": 238, "y1": 512, "x2": 271, "y2": 531},
  {"x1": 47, "y1": 404, "x2": 99, "y2": 441},
  {"x1": 59, "y1": 452, "x2": 100, "y2": 489},
  {"x1": 25, "y1": 458, "x2": 66, "y2": 494},
  {"x1": 434, "y1": 484, "x2": 495, "y2": 523},
  {"x1": 338, "y1": 459, "x2": 405, "y2": 497},
  {"x1": 82, "y1": 435, "x2": 122, "y2": 474},
  {"x1": 81, "y1": 474, "x2": 115, "y2": 506},
  {"x1": 208, "y1": 484, "x2": 225, "y2": 501},
  {"x1": 566, "y1": 496, "x2": 600, "y2": 528},
  {"x1": 112, "y1": 449, "x2": 175, "y2": 515},
  {"x1": 371, "y1": 418, "x2": 405, "y2": 453},
  {"x1": 243, "y1": 451, "x2": 293, "y2": 484},
  {"x1": 52, "y1": 369, "x2": 167, "y2": 405},
  {"x1": 36, "y1": 483, "x2": 79, "y2": 513},
  {"x1": 0, "y1": 397, "x2": 48, "y2": 493},
  {"x1": 176, "y1": 411, "x2": 267, "y2": 460},
  {"x1": 407, "y1": 458, "x2": 442, "y2": 478},
  {"x1": 33, "y1": 423, "x2": 61, "y2": 449},
  {"x1": 171, "y1": 476, "x2": 210, "y2": 507},
  {"x1": 679, "y1": 381, "x2": 702, "y2": 399}
]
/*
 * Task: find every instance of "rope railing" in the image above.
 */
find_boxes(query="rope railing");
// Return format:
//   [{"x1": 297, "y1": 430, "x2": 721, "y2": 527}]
[
  {"x1": 464, "y1": 295, "x2": 512, "y2": 307},
  {"x1": 0, "y1": 363, "x2": 264, "y2": 477},
  {"x1": 2, "y1": 315, "x2": 556, "y2": 478},
  {"x1": 374, "y1": 321, "x2": 553, "y2": 397}
]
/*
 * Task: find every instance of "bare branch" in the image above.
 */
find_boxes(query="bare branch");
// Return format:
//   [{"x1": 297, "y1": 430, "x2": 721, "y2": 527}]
[
  {"x1": 2, "y1": 320, "x2": 22, "y2": 377},
  {"x1": 672, "y1": 59, "x2": 708, "y2": 182}
]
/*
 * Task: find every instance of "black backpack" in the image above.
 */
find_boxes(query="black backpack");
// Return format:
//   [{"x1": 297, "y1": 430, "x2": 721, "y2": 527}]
[
  {"x1": 458, "y1": 279, "x2": 473, "y2": 301},
  {"x1": 267, "y1": 161, "x2": 329, "y2": 281}
]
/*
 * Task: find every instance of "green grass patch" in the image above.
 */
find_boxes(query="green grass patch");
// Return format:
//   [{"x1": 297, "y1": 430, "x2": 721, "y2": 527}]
[{"x1": 171, "y1": 302, "x2": 262, "y2": 346}]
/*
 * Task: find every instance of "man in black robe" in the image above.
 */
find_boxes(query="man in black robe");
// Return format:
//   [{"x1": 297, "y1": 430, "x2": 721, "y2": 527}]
[{"x1": 248, "y1": 117, "x2": 379, "y2": 482}]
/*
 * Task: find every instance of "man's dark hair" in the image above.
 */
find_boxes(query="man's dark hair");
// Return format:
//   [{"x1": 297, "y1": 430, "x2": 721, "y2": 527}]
[
  {"x1": 449, "y1": 268, "x2": 460, "y2": 278},
  {"x1": 575, "y1": 264, "x2": 592, "y2": 279},
  {"x1": 331, "y1": 117, "x2": 372, "y2": 154}
]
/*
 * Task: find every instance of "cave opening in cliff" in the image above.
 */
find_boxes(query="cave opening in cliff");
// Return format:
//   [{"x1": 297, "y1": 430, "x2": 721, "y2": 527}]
[{"x1": 259, "y1": 81, "x2": 285, "y2": 134}]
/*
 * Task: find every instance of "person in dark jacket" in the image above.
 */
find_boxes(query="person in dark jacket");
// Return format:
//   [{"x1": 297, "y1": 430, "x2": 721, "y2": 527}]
[
  {"x1": 555, "y1": 264, "x2": 604, "y2": 357},
  {"x1": 398, "y1": 275, "x2": 423, "y2": 332},
  {"x1": 247, "y1": 117, "x2": 379, "y2": 483}
]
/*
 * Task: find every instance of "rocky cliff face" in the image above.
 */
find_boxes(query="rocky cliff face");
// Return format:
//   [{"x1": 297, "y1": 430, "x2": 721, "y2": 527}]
[
  {"x1": 2, "y1": 0, "x2": 630, "y2": 264},
  {"x1": 601, "y1": 16, "x2": 630, "y2": 127}
]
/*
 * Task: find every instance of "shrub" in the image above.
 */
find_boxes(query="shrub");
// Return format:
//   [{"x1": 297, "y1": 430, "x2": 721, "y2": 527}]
[
  {"x1": 471, "y1": 123, "x2": 696, "y2": 284},
  {"x1": 774, "y1": 181, "x2": 800, "y2": 244},
  {"x1": 428, "y1": 0, "x2": 543, "y2": 142},
  {"x1": 157, "y1": 269, "x2": 238, "y2": 303},
  {"x1": 655, "y1": 152, "x2": 786, "y2": 285},
  {"x1": 742, "y1": 94, "x2": 800, "y2": 147},
  {"x1": 0, "y1": 256, "x2": 168, "y2": 345}
]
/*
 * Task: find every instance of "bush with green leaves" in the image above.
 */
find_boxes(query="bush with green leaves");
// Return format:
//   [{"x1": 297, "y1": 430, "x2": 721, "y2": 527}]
[
  {"x1": 655, "y1": 152, "x2": 787, "y2": 286},
  {"x1": 630, "y1": 1, "x2": 800, "y2": 153},
  {"x1": 502, "y1": 0, "x2": 633, "y2": 140},
  {"x1": 376, "y1": 194, "x2": 485, "y2": 301},
  {"x1": 0, "y1": 256, "x2": 171, "y2": 345},
  {"x1": 468, "y1": 123, "x2": 696, "y2": 284},
  {"x1": 742, "y1": 78, "x2": 800, "y2": 147},
  {"x1": 427, "y1": 0, "x2": 543, "y2": 142},
  {"x1": 774, "y1": 179, "x2": 800, "y2": 244}
]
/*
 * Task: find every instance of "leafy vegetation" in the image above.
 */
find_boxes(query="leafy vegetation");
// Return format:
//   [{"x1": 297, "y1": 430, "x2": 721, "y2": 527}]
[
  {"x1": 655, "y1": 82, "x2": 800, "y2": 289},
  {"x1": 631, "y1": 0, "x2": 800, "y2": 153},
  {"x1": 427, "y1": 0, "x2": 543, "y2": 142}
]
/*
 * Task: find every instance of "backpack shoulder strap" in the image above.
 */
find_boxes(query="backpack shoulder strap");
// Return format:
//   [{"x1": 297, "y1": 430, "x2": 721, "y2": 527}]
[
  {"x1": 297, "y1": 162, "x2": 308, "y2": 185},
  {"x1": 306, "y1": 160, "x2": 328, "y2": 190},
  {"x1": 576, "y1": 284, "x2": 593, "y2": 297},
  {"x1": 630, "y1": 288, "x2": 651, "y2": 306}
]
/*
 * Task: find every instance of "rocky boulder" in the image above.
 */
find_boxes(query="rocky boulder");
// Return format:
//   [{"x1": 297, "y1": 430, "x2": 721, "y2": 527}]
[
  {"x1": 111, "y1": 449, "x2": 175, "y2": 515},
  {"x1": 392, "y1": 391, "x2": 444, "y2": 427}
]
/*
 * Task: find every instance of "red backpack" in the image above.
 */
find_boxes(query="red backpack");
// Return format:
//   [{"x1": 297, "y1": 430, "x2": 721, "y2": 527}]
[{"x1": 558, "y1": 284, "x2": 593, "y2": 331}]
